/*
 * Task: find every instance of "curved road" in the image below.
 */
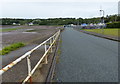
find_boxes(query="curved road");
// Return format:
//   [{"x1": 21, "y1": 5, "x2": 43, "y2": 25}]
[{"x1": 55, "y1": 28, "x2": 118, "y2": 82}]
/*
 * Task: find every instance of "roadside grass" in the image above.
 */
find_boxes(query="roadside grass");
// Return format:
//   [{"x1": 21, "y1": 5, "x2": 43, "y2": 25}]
[
  {"x1": 0, "y1": 28, "x2": 20, "y2": 32},
  {"x1": 56, "y1": 39, "x2": 62, "y2": 64},
  {"x1": 0, "y1": 42, "x2": 25, "y2": 55},
  {"x1": 83, "y1": 28, "x2": 120, "y2": 37}
]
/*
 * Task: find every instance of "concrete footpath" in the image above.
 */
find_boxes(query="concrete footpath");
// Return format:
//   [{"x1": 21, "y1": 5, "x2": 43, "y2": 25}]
[{"x1": 55, "y1": 28, "x2": 118, "y2": 82}]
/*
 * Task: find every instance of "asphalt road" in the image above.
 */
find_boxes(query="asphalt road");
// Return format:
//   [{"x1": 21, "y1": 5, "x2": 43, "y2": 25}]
[{"x1": 55, "y1": 28, "x2": 118, "y2": 82}]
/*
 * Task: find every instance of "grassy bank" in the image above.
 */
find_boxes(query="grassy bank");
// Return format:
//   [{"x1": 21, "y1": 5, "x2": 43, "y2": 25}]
[
  {"x1": 83, "y1": 28, "x2": 119, "y2": 37},
  {"x1": 0, "y1": 42, "x2": 25, "y2": 55}
]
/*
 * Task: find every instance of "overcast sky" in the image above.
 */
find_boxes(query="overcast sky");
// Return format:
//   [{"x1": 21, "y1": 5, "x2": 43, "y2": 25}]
[{"x1": 0, "y1": 0, "x2": 119, "y2": 19}]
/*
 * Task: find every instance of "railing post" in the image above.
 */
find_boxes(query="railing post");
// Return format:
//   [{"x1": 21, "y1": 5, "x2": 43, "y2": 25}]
[
  {"x1": 50, "y1": 39, "x2": 53, "y2": 53},
  {"x1": 54, "y1": 35, "x2": 57, "y2": 46},
  {"x1": 53, "y1": 36, "x2": 55, "y2": 41},
  {"x1": 53, "y1": 36, "x2": 55, "y2": 47},
  {"x1": 27, "y1": 54, "x2": 32, "y2": 83},
  {"x1": 44, "y1": 43, "x2": 48, "y2": 64},
  {"x1": 45, "y1": 43, "x2": 47, "y2": 52}
]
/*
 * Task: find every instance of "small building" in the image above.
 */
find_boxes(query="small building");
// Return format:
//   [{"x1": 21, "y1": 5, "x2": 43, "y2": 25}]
[
  {"x1": 13, "y1": 23, "x2": 16, "y2": 25},
  {"x1": 28, "y1": 23, "x2": 33, "y2": 26}
]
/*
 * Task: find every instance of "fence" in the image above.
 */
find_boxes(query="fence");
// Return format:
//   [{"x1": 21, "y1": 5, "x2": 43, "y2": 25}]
[{"x1": 0, "y1": 30, "x2": 60, "y2": 84}]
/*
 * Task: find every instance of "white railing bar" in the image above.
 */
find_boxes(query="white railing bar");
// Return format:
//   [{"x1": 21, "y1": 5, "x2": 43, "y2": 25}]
[
  {"x1": 0, "y1": 51, "x2": 31, "y2": 75},
  {"x1": 27, "y1": 32, "x2": 57, "y2": 53},
  {"x1": 0, "y1": 30, "x2": 60, "y2": 76},
  {"x1": 22, "y1": 30, "x2": 60, "y2": 84},
  {"x1": 50, "y1": 39, "x2": 52, "y2": 52}
]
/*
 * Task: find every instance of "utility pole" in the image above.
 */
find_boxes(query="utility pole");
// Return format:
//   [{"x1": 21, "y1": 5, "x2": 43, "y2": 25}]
[
  {"x1": 115, "y1": 15, "x2": 117, "y2": 22},
  {"x1": 100, "y1": 10, "x2": 105, "y2": 23},
  {"x1": 100, "y1": 9, "x2": 105, "y2": 34},
  {"x1": 76, "y1": 18, "x2": 79, "y2": 28}
]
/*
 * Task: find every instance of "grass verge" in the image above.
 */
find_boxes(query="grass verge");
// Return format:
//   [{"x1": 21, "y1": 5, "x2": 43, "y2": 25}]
[
  {"x1": 56, "y1": 39, "x2": 62, "y2": 64},
  {"x1": 82, "y1": 28, "x2": 120, "y2": 37},
  {"x1": 0, "y1": 42, "x2": 25, "y2": 55},
  {"x1": 0, "y1": 28, "x2": 20, "y2": 32}
]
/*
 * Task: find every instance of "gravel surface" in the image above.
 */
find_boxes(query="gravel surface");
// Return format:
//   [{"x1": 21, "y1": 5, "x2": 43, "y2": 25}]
[
  {"x1": 2, "y1": 26, "x2": 58, "y2": 47},
  {"x1": 55, "y1": 28, "x2": 118, "y2": 82}
]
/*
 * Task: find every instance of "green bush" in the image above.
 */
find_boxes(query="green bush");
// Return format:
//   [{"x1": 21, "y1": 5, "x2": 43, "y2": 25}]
[
  {"x1": 106, "y1": 22, "x2": 120, "y2": 28},
  {"x1": 0, "y1": 42, "x2": 25, "y2": 55}
]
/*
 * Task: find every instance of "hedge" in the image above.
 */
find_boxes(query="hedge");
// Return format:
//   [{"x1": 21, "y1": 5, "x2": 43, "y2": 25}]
[{"x1": 106, "y1": 22, "x2": 120, "y2": 28}]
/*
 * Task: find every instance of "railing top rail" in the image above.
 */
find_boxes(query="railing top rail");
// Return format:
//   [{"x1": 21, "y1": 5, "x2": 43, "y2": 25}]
[{"x1": 23, "y1": 31, "x2": 60, "y2": 83}]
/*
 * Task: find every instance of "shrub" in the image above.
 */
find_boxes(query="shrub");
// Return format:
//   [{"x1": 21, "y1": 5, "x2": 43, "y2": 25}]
[{"x1": 106, "y1": 22, "x2": 120, "y2": 28}]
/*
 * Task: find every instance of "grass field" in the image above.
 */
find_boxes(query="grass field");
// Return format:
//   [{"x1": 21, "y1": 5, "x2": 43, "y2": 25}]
[
  {"x1": 0, "y1": 28, "x2": 19, "y2": 32},
  {"x1": 83, "y1": 28, "x2": 120, "y2": 37},
  {"x1": 0, "y1": 42, "x2": 25, "y2": 55}
]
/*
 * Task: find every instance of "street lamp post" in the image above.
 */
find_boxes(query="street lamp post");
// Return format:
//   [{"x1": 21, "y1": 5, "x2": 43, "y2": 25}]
[
  {"x1": 76, "y1": 18, "x2": 79, "y2": 29},
  {"x1": 100, "y1": 9, "x2": 105, "y2": 34}
]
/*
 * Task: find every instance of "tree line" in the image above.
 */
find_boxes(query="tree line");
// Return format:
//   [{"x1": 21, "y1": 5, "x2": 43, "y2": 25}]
[{"x1": 0, "y1": 14, "x2": 120, "y2": 25}]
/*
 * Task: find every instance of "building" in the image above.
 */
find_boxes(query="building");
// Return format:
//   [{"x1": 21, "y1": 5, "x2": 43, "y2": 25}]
[
  {"x1": 28, "y1": 23, "x2": 33, "y2": 26},
  {"x1": 13, "y1": 23, "x2": 16, "y2": 25}
]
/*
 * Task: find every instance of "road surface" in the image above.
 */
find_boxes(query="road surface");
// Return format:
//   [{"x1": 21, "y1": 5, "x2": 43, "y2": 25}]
[{"x1": 55, "y1": 28, "x2": 118, "y2": 82}]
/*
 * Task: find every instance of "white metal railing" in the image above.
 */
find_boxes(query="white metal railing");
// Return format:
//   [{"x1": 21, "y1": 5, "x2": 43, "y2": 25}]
[{"x1": 0, "y1": 30, "x2": 60, "y2": 84}]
